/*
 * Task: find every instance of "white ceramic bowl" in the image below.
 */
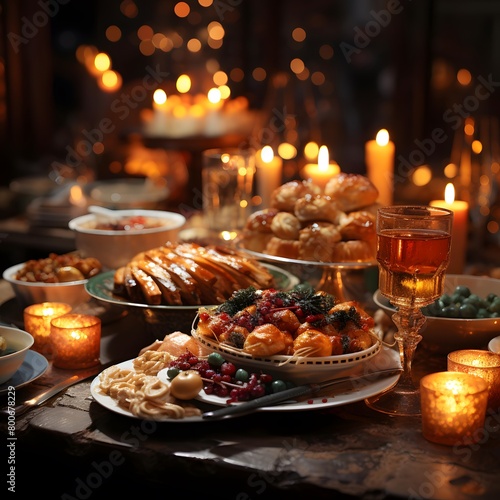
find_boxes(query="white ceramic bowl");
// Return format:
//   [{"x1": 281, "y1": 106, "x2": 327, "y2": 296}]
[
  {"x1": 84, "y1": 178, "x2": 169, "y2": 209},
  {"x1": 2, "y1": 263, "x2": 91, "y2": 308},
  {"x1": 68, "y1": 209, "x2": 186, "y2": 270},
  {"x1": 191, "y1": 328, "x2": 381, "y2": 384},
  {"x1": 0, "y1": 326, "x2": 34, "y2": 384},
  {"x1": 374, "y1": 274, "x2": 500, "y2": 354}
]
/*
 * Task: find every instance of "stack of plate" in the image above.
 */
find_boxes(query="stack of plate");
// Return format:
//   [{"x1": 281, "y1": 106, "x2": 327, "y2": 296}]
[{"x1": 25, "y1": 183, "x2": 87, "y2": 228}]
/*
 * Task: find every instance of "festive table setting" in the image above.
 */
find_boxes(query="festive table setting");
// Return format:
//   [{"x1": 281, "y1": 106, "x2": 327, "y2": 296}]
[
  {"x1": 4, "y1": 2, "x2": 500, "y2": 498},
  {"x1": 1, "y1": 165, "x2": 500, "y2": 499}
]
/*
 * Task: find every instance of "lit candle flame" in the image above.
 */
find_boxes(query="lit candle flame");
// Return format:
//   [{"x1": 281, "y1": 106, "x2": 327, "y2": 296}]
[
  {"x1": 69, "y1": 185, "x2": 85, "y2": 206},
  {"x1": 444, "y1": 183, "x2": 455, "y2": 204},
  {"x1": 261, "y1": 145, "x2": 274, "y2": 163},
  {"x1": 376, "y1": 129, "x2": 390, "y2": 147},
  {"x1": 318, "y1": 145, "x2": 329, "y2": 173}
]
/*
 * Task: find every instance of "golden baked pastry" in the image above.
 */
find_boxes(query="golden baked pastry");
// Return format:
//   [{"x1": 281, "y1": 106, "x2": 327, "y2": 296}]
[
  {"x1": 240, "y1": 174, "x2": 379, "y2": 263},
  {"x1": 270, "y1": 212, "x2": 302, "y2": 240},
  {"x1": 293, "y1": 329, "x2": 334, "y2": 357},
  {"x1": 294, "y1": 194, "x2": 342, "y2": 224},
  {"x1": 338, "y1": 210, "x2": 376, "y2": 242},
  {"x1": 238, "y1": 208, "x2": 278, "y2": 252},
  {"x1": 298, "y1": 222, "x2": 342, "y2": 262},
  {"x1": 265, "y1": 236, "x2": 301, "y2": 259},
  {"x1": 244, "y1": 208, "x2": 278, "y2": 233},
  {"x1": 243, "y1": 324, "x2": 289, "y2": 356},
  {"x1": 324, "y1": 173, "x2": 378, "y2": 212},
  {"x1": 270, "y1": 179, "x2": 321, "y2": 212},
  {"x1": 240, "y1": 233, "x2": 273, "y2": 253},
  {"x1": 330, "y1": 240, "x2": 374, "y2": 262}
]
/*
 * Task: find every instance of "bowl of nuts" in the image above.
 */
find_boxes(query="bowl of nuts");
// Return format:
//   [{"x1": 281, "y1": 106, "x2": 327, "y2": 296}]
[{"x1": 2, "y1": 252, "x2": 103, "y2": 308}]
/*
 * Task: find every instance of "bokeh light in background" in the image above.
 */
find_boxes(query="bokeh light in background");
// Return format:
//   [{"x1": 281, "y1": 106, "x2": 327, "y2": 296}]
[
  {"x1": 5, "y1": 0, "x2": 500, "y2": 213},
  {"x1": 176, "y1": 75, "x2": 192, "y2": 93},
  {"x1": 74, "y1": 0, "x2": 348, "y2": 113},
  {"x1": 412, "y1": 165, "x2": 432, "y2": 187},
  {"x1": 1, "y1": 0, "x2": 500, "y2": 274}
]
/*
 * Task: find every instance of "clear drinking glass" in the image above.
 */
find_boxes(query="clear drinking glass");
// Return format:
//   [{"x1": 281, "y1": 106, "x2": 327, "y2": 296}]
[
  {"x1": 365, "y1": 205, "x2": 453, "y2": 416},
  {"x1": 201, "y1": 148, "x2": 256, "y2": 233}
]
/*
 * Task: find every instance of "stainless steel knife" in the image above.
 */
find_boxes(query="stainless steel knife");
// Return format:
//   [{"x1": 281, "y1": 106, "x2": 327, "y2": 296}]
[
  {"x1": 202, "y1": 368, "x2": 402, "y2": 419},
  {"x1": 1, "y1": 361, "x2": 111, "y2": 417}
]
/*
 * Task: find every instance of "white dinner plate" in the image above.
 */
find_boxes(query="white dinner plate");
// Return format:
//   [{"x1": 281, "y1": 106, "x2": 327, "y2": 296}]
[
  {"x1": 0, "y1": 350, "x2": 49, "y2": 395},
  {"x1": 90, "y1": 368, "x2": 205, "y2": 422},
  {"x1": 90, "y1": 347, "x2": 401, "y2": 422}
]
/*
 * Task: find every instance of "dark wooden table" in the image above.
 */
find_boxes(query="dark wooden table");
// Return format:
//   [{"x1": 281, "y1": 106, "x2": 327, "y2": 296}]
[{"x1": 1, "y1": 281, "x2": 499, "y2": 499}]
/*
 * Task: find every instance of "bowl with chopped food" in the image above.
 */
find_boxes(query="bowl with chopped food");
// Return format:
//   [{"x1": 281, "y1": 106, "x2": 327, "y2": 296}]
[
  {"x1": 374, "y1": 274, "x2": 500, "y2": 353},
  {"x1": 191, "y1": 284, "x2": 384, "y2": 384},
  {"x1": 68, "y1": 209, "x2": 186, "y2": 270},
  {"x1": 2, "y1": 252, "x2": 103, "y2": 308},
  {"x1": 0, "y1": 326, "x2": 34, "y2": 384}
]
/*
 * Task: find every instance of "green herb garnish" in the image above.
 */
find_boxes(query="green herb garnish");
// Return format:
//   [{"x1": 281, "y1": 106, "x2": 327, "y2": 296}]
[{"x1": 216, "y1": 286, "x2": 258, "y2": 316}]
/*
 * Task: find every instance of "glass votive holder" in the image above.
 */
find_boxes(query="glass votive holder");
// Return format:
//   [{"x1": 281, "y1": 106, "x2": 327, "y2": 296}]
[
  {"x1": 447, "y1": 349, "x2": 500, "y2": 413},
  {"x1": 50, "y1": 314, "x2": 101, "y2": 369},
  {"x1": 23, "y1": 302, "x2": 73, "y2": 354},
  {"x1": 420, "y1": 371, "x2": 488, "y2": 446}
]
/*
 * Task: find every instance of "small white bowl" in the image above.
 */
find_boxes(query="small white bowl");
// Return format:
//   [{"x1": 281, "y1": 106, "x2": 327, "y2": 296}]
[
  {"x1": 374, "y1": 274, "x2": 500, "y2": 354},
  {"x1": 3, "y1": 263, "x2": 90, "y2": 308},
  {"x1": 68, "y1": 209, "x2": 186, "y2": 270},
  {"x1": 0, "y1": 326, "x2": 34, "y2": 384}
]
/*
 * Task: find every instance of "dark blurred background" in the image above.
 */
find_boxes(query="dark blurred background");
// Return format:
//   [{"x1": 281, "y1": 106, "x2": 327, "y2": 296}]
[{"x1": 1, "y1": 0, "x2": 499, "y2": 270}]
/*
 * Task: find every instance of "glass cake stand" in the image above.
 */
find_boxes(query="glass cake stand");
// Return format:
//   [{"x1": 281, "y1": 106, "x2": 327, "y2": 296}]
[{"x1": 234, "y1": 246, "x2": 377, "y2": 303}]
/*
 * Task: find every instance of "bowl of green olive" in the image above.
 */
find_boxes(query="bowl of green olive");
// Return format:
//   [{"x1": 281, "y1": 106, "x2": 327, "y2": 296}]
[{"x1": 374, "y1": 274, "x2": 500, "y2": 354}]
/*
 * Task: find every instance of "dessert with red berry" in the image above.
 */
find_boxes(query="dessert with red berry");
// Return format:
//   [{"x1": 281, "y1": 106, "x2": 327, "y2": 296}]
[{"x1": 194, "y1": 284, "x2": 378, "y2": 358}]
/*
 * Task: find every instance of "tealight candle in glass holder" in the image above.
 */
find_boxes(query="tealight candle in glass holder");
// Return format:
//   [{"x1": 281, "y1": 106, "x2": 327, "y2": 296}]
[
  {"x1": 420, "y1": 371, "x2": 488, "y2": 446},
  {"x1": 447, "y1": 349, "x2": 500, "y2": 413},
  {"x1": 23, "y1": 302, "x2": 73, "y2": 354},
  {"x1": 50, "y1": 314, "x2": 101, "y2": 369}
]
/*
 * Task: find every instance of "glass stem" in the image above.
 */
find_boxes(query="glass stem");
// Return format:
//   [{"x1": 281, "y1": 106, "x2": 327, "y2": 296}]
[
  {"x1": 391, "y1": 307, "x2": 426, "y2": 387},
  {"x1": 317, "y1": 266, "x2": 347, "y2": 302}
]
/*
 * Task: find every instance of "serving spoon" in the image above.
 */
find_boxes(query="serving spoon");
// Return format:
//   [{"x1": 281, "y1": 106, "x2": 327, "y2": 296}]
[{"x1": 88, "y1": 205, "x2": 119, "y2": 224}]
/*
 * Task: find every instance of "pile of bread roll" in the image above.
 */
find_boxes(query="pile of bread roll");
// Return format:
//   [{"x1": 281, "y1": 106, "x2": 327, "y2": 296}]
[{"x1": 239, "y1": 173, "x2": 380, "y2": 263}]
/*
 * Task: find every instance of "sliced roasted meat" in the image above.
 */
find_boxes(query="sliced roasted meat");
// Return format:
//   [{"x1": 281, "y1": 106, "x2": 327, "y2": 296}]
[
  {"x1": 136, "y1": 259, "x2": 183, "y2": 306},
  {"x1": 112, "y1": 242, "x2": 276, "y2": 306}
]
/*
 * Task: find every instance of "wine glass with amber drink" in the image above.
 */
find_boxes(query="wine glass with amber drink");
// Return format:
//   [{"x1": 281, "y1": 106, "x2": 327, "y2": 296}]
[{"x1": 366, "y1": 206, "x2": 453, "y2": 416}]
